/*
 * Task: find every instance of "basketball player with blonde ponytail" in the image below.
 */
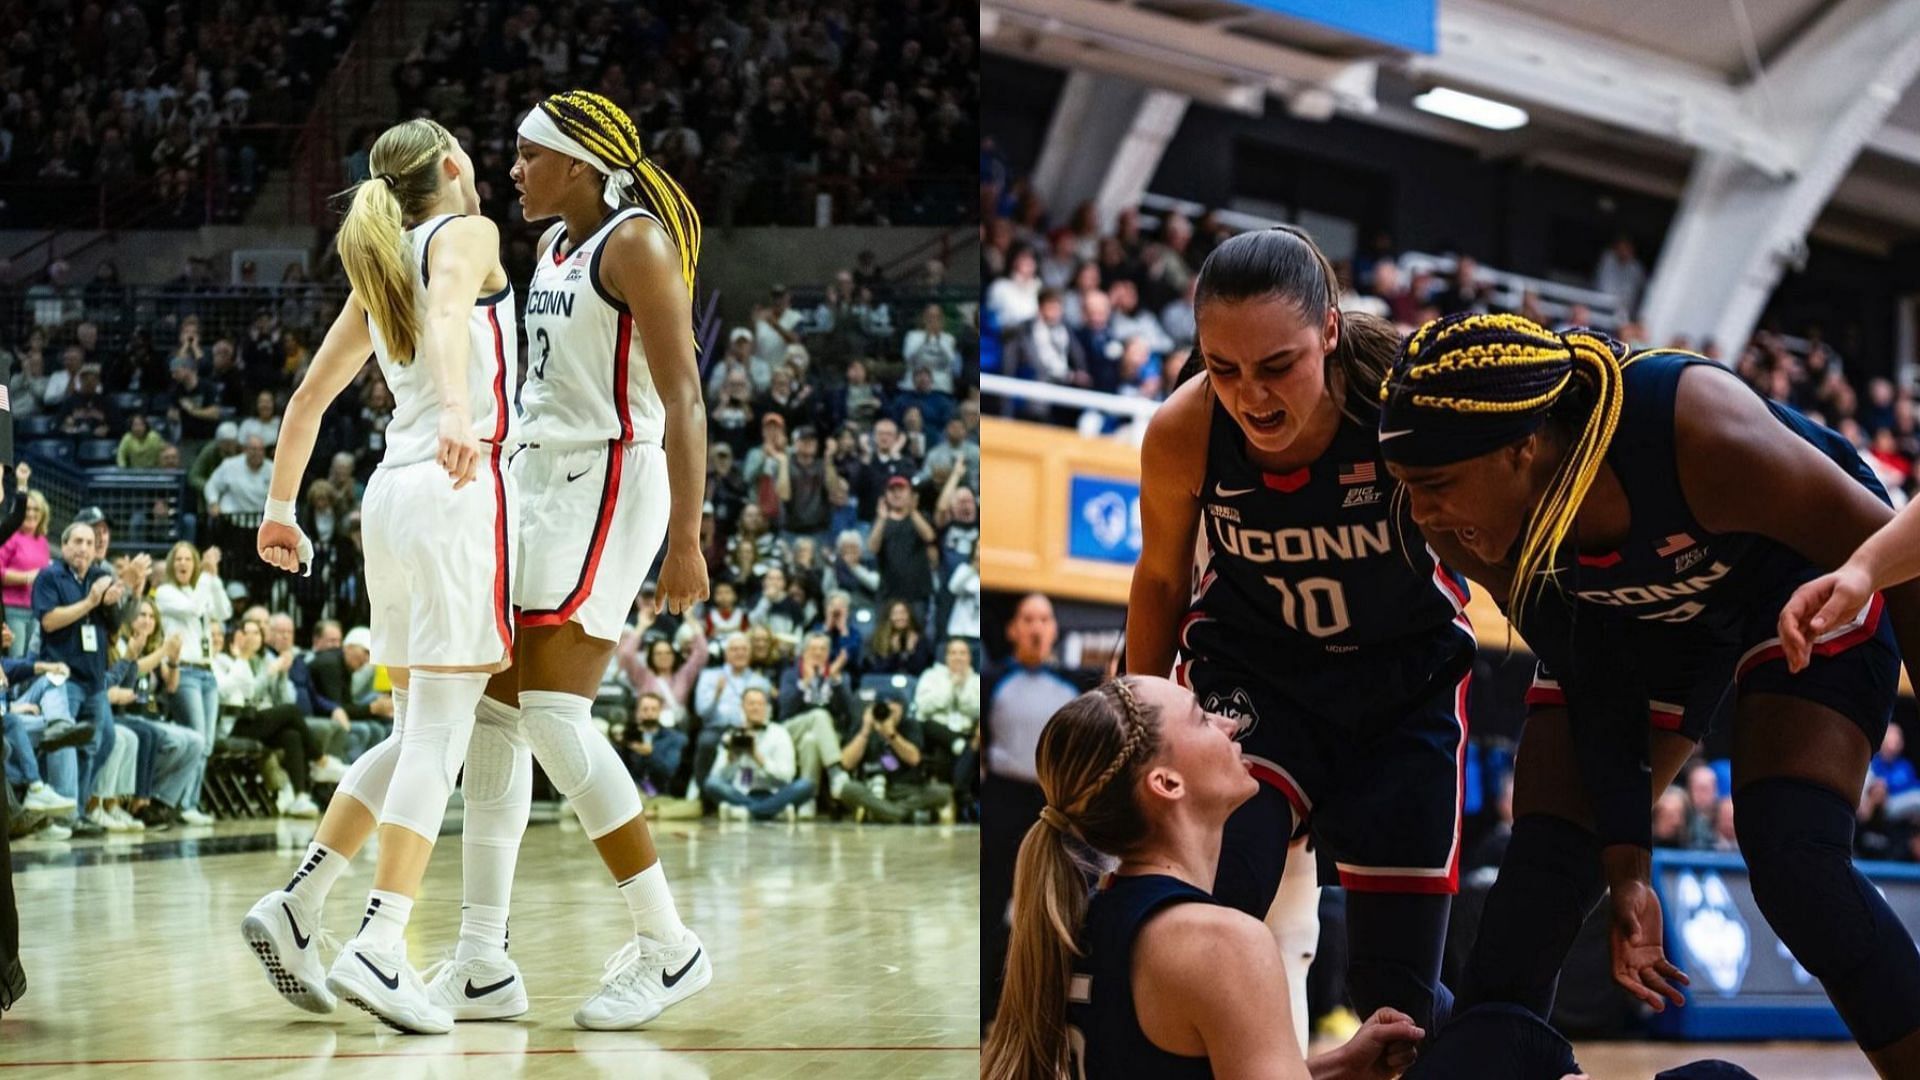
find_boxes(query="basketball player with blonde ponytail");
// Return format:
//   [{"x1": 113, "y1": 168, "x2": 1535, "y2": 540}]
[
  {"x1": 1381, "y1": 312, "x2": 1920, "y2": 1075},
  {"x1": 240, "y1": 117, "x2": 524, "y2": 1034},
  {"x1": 983, "y1": 675, "x2": 1422, "y2": 1080}
]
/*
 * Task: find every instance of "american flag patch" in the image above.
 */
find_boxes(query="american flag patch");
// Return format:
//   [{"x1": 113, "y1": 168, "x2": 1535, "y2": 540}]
[
  {"x1": 1338, "y1": 461, "x2": 1376, "y2": 485},
  {"x1": 1655, "y1": 533, "x2": 1695, "y2": 557}
]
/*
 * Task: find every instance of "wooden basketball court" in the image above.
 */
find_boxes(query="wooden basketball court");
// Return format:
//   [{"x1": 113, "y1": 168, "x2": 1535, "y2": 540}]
[{"x1": 1, "y1": 812, "x2": 980, "y2": 1078}]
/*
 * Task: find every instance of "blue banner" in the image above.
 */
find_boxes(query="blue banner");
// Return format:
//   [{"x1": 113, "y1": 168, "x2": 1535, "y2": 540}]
[
  {"x1": 1231, "y1": 0, "x2": 1434, "y2": 55},
  {"x1": 1649, "y1": 849, "x2": 1920, "y2": 1039},
  {"x1": 1068, "y1": 475, "x2": 1143, "y2": 564}
]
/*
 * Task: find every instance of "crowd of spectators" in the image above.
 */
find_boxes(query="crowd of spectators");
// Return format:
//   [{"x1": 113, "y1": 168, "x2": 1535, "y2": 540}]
[
  {"x1": 982, "y1": 148, "x2": 1920, "y2": 517},
  {"x1": 0, "y1": 0, "x2": 375, "y2": 227},
  {"x1": 370, "y1": 0, "x2": 976, "y2": 235}
]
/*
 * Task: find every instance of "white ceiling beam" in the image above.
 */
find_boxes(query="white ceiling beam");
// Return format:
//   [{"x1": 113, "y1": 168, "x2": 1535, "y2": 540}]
[
  {"x1": 984, "y1": 0, "x2": 1380, "y2": 112},
  {"x1": 1408, "y1": 0, "x2": 1792, "y2": 177}
]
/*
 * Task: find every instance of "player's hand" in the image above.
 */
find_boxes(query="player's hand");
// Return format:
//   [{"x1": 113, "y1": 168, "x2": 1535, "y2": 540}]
[
  {"x1": 257, "y1": 519, "x2": 313, "y2": 577},
  {"x1": 437, "y1": 407, "x2": 481, "y2": 490},
  {"x1": 202, "y1": 546, "x2": 221, "y2": 574},
  {"x1": 656, "y1": 544, "x2": 710, "y2": 616},
  {"x1": 1608, "y1": 878, "x2": 1689, "y2": 1011},
  {"x1": 1779, "y1": 562, "x2": 1873, "y2": 672},
  {"x1": 1319, "y1": 1007, "x2": 1423, "y2": 1079},
  {"x1": 14, "y1": 461, "x2": 29, "y2": 490}
]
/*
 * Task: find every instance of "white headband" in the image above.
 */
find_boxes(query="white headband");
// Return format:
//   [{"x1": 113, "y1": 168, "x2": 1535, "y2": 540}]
[{"x1": 517, "y1": 106, "x2": 637, "y2": 210}]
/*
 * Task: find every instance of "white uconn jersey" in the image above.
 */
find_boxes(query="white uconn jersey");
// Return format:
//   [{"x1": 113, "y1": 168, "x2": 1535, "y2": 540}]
[
  {"x1": 365, "y1": 213, "x2": 518, "y2": 467},
  {"x1": 521, "y1": 206, "x2": 667, "y2": 445}
]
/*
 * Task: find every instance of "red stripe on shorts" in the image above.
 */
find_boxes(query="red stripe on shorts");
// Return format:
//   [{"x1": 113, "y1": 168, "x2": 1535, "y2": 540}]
[{"x1": 519, "y1": 442, "x2": 623, "y2": 626}]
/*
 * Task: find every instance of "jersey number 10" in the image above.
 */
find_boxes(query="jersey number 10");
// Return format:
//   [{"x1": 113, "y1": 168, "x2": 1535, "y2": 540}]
[{"x1": 1262, "y1": 575, "x2": 1352, "y2": 638}]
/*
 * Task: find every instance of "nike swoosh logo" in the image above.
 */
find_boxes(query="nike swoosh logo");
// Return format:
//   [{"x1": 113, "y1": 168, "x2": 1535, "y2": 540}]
[
  {"x1": 356, "y1": 952, "x2": 401, "y2": 991},
  {"x1": 1378, "y1": 429, "x2": 1414, "y2": 441},
  {"x1": 566, "y1": 468, "x2": 591, "y2": 482},
  {"x1": 466, "y1": 975, "x2": 516, "y2": 998},
  {"x1": 1213, "y1": 483, "x2": 1255, "y2": 498},
  {"x1": 662, "y1": 949, "x2": 702, "y2": 988},
  {"x1": 283, "y1": 904, "x2": 310, "y2": 950}
]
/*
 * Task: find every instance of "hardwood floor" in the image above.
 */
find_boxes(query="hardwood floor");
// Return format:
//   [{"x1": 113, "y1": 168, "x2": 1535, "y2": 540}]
[{"x1": 1, "y1": 812, "x2": 981, "y2": 1078}]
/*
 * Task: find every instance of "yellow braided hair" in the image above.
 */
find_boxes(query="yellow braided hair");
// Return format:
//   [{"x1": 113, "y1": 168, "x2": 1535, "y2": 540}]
[
  {"x1": 538, "y1": 89, "x2": 702, "y2": 301},
  {"x1": 1380, "y1": 312, "x2": 1633, "y2": 623}
]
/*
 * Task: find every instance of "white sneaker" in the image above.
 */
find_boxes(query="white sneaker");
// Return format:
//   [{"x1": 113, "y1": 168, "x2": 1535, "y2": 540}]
[
  {"x1": 180, "y1": 808, "x2": 215, "y2": 826},
  {"x1": 718, "y1": 804, "x2": 749, "y2": 823},
  {"x1": 23, "y1": 782, "x2": 74, "y2": 813},
  {"x1": 796, "y1": 800, "x2": 817, "y2": 821},
  {"x1": 284, "y1": 793, "x2": 320, "y2": 818},
  {"x1": 275, "y1": 786, "x2": 296, "y2": 814},
  {"x1": 241, "y1": 889, "x2": 337, "y2": 1014},
  {"x1": 91, "y1": 806, "x2": 128, "y2": 832},
  {"x1": 573, "y1": 930, "x2": 712, "y2": 1030},
  {"x1": 326, "y1": 938, "x2": 452, "y2": 1035},
  {"x1": 311, "y1": 757, "x2": 347, "y2": 785},
  {"x1": 108, "y1": 807, "x2": 145, "y2": 831},
  {"x1": 424, "y1": 954, "x2": 529, "y2": 1021},
  {"x1": 34, "y1": 821, "x2": 71, "y2": 841}
]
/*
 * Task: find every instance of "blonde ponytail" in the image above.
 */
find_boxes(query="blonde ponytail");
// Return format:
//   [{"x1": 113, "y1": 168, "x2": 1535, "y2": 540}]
[
  {"x1": 984, "y1": 679, "x2": 1162, "y2": 1080},
  {"x1": 334, "y1": 118, "x2": 456, "y2": 365}
]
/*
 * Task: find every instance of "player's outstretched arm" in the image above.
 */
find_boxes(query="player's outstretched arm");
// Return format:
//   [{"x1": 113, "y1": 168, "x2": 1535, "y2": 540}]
[
  {"x1": 261, "y1": 293, "x2": 375, "y2": 574},
  {"x1": 1127, "y1": 377, "x2": 1208, "y2": 678},
  {"x1": 605, "y1": 215, "x2": 709, "y2": 615},
  {"x1": 1780, "y1": 494, "x2": 1920, "y2": 670}
]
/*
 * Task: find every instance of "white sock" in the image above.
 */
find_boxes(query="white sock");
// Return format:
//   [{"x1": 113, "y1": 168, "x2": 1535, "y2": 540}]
[
  {"x1": 457, "y1": 904, "x2": 511, "y2": 963},
  {"x1": 284, "y1": 842, "x2": 348, "y2": 910},
  {"x1": 617, "y1": 862, "x2": 686, "y2": 941},
  {"x1": 356, "y1": 888, "x2": 413, "y2": 950}
]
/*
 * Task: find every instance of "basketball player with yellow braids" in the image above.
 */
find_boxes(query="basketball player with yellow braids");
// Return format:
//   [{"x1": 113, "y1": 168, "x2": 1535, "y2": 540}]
[{"x1": 1379, "y1": 312, "x2": 1920, "y2": 1075}]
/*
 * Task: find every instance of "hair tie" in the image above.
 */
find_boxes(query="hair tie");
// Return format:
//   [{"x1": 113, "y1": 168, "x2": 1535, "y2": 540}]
[
  {"x1": 377, "y1": 173, "x2": 397, "y2": 190},
  {"x1": 1038, "y1": 805, "x2": 1081, "y2": 840}
]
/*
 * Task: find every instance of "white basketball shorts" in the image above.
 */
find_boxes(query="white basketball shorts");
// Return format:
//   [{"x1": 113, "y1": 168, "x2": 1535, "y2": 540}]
[
  {"x1": 361, "y1": 448, "x2": 517, "y2": 669},
  {"x1": 513, "y1": 440, "x2": 670, "y2": 643}
]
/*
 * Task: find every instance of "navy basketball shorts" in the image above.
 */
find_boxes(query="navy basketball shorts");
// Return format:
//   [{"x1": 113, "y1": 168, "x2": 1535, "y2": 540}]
[
  {"x1": 1182, "y1": 651, "x2": 1471, "y2": 895},
  {"x1": 1524, "y1": 588, "x2": 1897, "y2": 750}
]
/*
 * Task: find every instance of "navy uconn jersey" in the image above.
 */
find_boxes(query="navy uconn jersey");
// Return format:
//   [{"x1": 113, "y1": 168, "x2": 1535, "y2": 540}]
[
  {"x1": 1535, "y1": 352, "x2": 1888, "y2": 641},
  {"x1": 1182, "y1": 400, "x2": 1473, "y2": 699},
  {"x1": 1065, "y1": 874, "x2": 1215, "y2": 1080}
]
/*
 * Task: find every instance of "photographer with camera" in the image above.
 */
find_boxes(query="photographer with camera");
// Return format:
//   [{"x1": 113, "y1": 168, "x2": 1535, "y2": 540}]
[
  {"x1": 834, "y1": 691, "x2": 952, "y2": 823},
  {"x1": 701, "y1": 688, "x2": 814, "y2": 821},
  {"x1": 617, "y1": 691, "x2": 687, "y2": 799}
]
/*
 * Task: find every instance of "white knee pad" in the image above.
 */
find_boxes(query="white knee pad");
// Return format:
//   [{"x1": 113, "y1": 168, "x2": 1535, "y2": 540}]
[
  {"x1": 1267, "y1": 837, "x2": 1321, "y2": 1051},
  {"x1": 334, "y1": 688, "x2": 408, "y2": 814},
  {"x1": 380, "y1": 673, "x2": 488, "y2": 841},
  {"x1": 519, "y1": 689, "x2": 640, "y2": 839},
  {"x1": 462, "y1": 695, "x2": 531, "y2": 809}
]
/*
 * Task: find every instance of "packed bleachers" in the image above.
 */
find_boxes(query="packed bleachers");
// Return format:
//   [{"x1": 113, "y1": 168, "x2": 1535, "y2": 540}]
[{"x1": 0, "y1": 0, "x2": 378, "y2": 229}]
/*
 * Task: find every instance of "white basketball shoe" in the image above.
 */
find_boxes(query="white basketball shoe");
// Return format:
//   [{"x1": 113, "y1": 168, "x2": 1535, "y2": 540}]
[
  {"x1": 573, "y1": 930, "x2": 712, "y2": 1030},
  {"x1": 240, "y1": 890, "x2": 336, "y2": 1014},
  {"x1": 325, "y1": 938, "x2": 453, "y2": 1035},
  {"x1": 425, "y1": 954, "x2": 529, "y2": 1021}
]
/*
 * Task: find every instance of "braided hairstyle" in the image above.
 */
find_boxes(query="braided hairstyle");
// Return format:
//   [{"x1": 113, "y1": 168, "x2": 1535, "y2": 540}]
[
  {"x1": 1379, "y1": 312, "x2": 1635, "y2": 622},
  {"x1": 982, "y1": 677, "x2": 1164, "y2": 1080},
  {"x1": 536, "y1": 89, "x2": 702, "y2": 300}
]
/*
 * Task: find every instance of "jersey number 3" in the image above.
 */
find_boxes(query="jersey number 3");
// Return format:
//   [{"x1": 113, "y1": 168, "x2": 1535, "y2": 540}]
[
  {"x1": 533, "y1": 327, "x2": 552, "y2": 380},
  {"x1": 1263, "y1": 575, "x2": 1352, "y2": 638}
]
